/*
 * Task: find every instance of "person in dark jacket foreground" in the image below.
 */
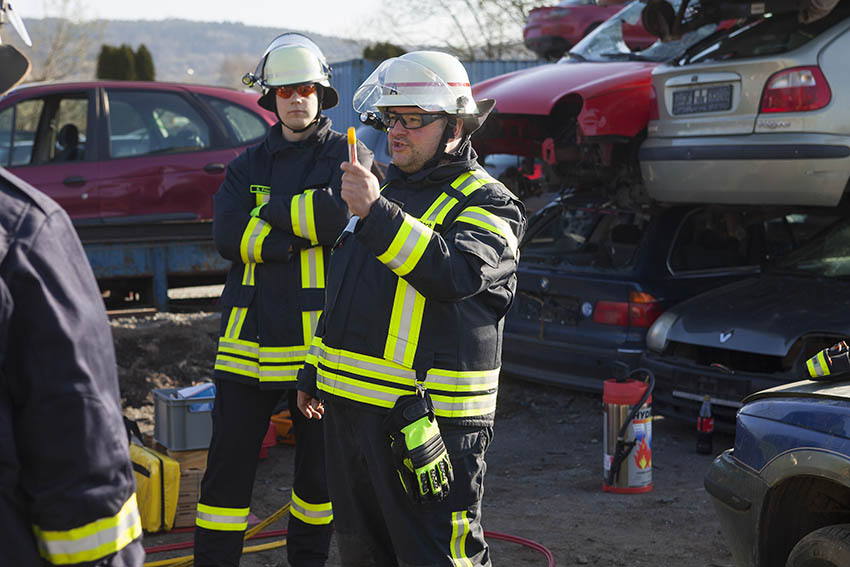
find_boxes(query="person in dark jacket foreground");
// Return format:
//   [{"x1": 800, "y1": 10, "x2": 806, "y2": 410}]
[
  {"x1": 0, "y1": 6, "x2": 144, "y2": 566},
  {"x1": 297, "y1": 51, "x2": 525, "y2": 567},
  {"x1": 193, "y1": 33, "x2": 372, "y2": 567}
]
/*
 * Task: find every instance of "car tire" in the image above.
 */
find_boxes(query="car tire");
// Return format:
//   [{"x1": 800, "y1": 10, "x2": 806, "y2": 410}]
[{"x1": 786, "y1": 524, "x2": 850, "y2": 567}]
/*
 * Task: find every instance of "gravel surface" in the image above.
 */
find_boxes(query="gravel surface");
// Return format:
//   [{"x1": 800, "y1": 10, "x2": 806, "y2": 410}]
[{"x1": 115, "y1": 312, "x2": 735, "y2": 567}]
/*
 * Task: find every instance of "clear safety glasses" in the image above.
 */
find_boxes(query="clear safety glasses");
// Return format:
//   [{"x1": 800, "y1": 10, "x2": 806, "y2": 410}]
[{"x1": 382, "y1": 111, "x2": 445, "y2": 130}]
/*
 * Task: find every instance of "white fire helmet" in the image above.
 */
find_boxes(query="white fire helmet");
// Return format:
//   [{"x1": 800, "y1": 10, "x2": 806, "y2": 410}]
[
  {"x1": 245, "y1": 33, "x2": 339, "y2": 111},
  {"x1": 353, "y1": 51, "x2": 494, "y2": 134}
]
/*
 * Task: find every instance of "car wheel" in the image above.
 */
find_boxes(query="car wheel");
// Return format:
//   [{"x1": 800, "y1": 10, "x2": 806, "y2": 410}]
[{"x1": 786, "y1": 524, "x2": 850, "y2": 567}]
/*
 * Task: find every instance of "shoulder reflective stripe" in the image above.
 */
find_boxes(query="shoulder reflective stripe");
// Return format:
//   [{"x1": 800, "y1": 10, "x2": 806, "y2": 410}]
[
  {"x1": 241, "y1": 262, "x2": 256, "y2": 286},
  {"x1": 196, "y1": 503, "x2": 250, "y2": 532},
  {"x1": 291, "y1": 190, "x2": 319, "y2": 245},
  {"x1": 384, "y1": 278, "x2": 425, "y2": 367},
  {"x1": 451, "y1": 171, "x2": 496, "y2": 196},
  {"x1": 214, "y1": 355, "x2": 260, "y2": 378},
  {"x1": 33, "y1": 493, "x2": 141, "y2": 565},
  {"x1": 290, "y1": 490, "x2": 333, "y2": 526},
  {"x1": 454, "y1": 206, "x2": 519, "y2": 256},
  {"x1": 377, "y1": 214, "x2": 433, "y2": 276},
  {"x1": 224, "y1": 308, "x2": 249, "y2": 341},
  {"x1": 300, "y1": 246, "x2": 324, "y2": 289},
  {"x1": 421, "y1": 192, "x2": 455, "y2": 225},
  {"x1": 450, "y1": 510, "x2": 474, "y2": 567},
  {"x1": 240, "y1": 217, "x2": 272, "y2": 264}
]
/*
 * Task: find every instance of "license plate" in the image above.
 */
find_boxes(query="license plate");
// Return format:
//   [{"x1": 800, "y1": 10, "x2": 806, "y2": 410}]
[{"x1": 672, "y1": 85, "x2": 733, "y2": 115}]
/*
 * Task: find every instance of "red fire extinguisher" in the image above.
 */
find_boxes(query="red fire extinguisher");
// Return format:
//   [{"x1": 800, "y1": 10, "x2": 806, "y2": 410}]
[{"x1": 603, "y1": 368, "x2": 655, "y2": 493}]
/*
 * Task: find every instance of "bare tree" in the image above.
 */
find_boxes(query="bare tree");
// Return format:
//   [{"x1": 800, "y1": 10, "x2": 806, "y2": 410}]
[
  {"x1": 370, "y1": 0, "x2": 540, "y2": 60},
  {"x1": 17, "y1": 0, "x2": 103, "y2": 82},
  {"x1": 217, "y1": 55, "x2": 258, "y2": 89}
]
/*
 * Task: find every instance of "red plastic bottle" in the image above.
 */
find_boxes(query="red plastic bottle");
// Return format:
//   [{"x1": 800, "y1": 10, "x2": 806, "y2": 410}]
[{"x1": 696, "y1": 395, "x2": 714, "y2": 455}]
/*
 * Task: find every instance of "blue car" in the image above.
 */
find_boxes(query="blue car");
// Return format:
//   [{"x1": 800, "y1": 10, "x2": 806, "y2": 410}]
[{"x1": 706, "y1": 378, "x2": 850, "y2": 566}]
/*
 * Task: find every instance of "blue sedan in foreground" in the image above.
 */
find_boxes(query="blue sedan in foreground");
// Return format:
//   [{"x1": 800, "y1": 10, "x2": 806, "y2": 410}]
[{"x1": 705, "y1": 378, "x2": 850, "y2": 567}]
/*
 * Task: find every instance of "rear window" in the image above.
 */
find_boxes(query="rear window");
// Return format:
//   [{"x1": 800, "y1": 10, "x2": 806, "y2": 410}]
[
  {"x1": 522, "y1": 202, "x2": 650, "y2": 272},
  {"x1": 680, "y1": 2, "x2": 850, "y2": 65},
  {"x1": 202, "y1": 95, "x2": 268, "y2": 144}
]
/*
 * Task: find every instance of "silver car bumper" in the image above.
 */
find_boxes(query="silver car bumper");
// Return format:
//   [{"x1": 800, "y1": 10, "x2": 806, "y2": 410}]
[{"x1": 640, "y1": 133, "x2": 850, "y2": 207}]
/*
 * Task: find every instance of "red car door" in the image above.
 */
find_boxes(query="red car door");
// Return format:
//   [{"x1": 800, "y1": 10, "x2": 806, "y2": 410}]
[
  {"x1": 0, "y1": 87, "x2": 100, "y2": 221},
  {"x1": 98, "y1": 86, "x2": 238, "y2": 222}
]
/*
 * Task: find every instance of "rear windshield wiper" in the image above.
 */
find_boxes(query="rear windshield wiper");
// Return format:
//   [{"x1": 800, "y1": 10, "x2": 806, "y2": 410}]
[{"x1": 599, "y1": 52, "x2": 650, "y2": 61}]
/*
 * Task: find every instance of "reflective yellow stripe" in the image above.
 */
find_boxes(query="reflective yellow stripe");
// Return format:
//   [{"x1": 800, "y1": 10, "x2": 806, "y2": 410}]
[
  {"x1": 312, "y1": 340, "x2": 500, "y2": 418},
  {"x1": 33, "y1": 493, "x2": 141, "y2": 565},
  {"x1": 450, "y1": 510, "x2": 474, "y2": 567},
  {"x1": 451, "y1": 171, "x2": 496, "y2": 195},
  {"x1": 290, "y1": 491, "x2": 333, "y2": 526},
  {"x1": 384, "y1": 278, "x2": 425, "y2": 367},
  {"x1": 259, "y1": 365, "x2": 300, "y2": 384},
  {"x1": 241, "y1": 263, "x2": 256, "y2": 286},
  {"x1": 377, "y1": 214, "x2": 434, "y2": 276},
  {"x1": 196, "y1": 503, "x2": 250, "y2": 532},
  {"x1": 214, "y1": 354, "x2": 260, "y2": 379},
  {"x1": 224, "y1": 308, "x2": 249, "y2": 340},
  {"x1": 259, "y1": 345, "x2": 309, "y2": 363},
  {"x1": 455, "y1": 206, "x2": 518, "y2": 257},
  {"x1": 291, "y1": 190, "x2": 319, "y2": 245},
  {"x1": 808, "y1": 350, "x2": 830, "y2": 377},
  {"x1": 240, "y1": 217, "x2": 272, "y2": 264},
  {"x1": 300, "y1": 246, "x2": 324, "y2": 289}
]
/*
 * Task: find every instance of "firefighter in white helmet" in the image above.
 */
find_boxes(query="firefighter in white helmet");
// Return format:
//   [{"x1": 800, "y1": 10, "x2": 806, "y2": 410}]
[
  {"x1": 194, "y1": 33, "x2": 372, "y2": 567},
  {"x1": 0, "y1": 4, "x2": 143, "y2": 565},
  {"x1": 297, "y1": 51, "x2": 525, "y2": 566}
]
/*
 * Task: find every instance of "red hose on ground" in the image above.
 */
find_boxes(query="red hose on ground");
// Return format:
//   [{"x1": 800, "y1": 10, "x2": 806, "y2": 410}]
[{"x1": 145, "y1": 528, "x2": 555, "y2": 566}]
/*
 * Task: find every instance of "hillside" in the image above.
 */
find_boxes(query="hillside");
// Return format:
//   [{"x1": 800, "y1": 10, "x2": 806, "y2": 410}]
[{"x1": 12, "y1": 18, "x2": 366, "y2": 86}]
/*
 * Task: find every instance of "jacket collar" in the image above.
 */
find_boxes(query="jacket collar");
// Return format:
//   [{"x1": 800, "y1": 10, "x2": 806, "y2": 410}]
[{"x1": 264, "y1": 115, "x2": 332, "y2": 154}]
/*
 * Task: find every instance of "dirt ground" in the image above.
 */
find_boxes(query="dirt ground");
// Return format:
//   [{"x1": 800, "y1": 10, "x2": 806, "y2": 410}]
[{"x1": 113, "y1": 312, "x2": 735, "y2": 567}]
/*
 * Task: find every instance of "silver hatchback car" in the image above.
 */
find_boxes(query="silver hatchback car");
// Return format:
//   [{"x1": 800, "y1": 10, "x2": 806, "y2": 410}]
[{"x1": 639, "y1": 2, "x2": 850, "y2": 207}]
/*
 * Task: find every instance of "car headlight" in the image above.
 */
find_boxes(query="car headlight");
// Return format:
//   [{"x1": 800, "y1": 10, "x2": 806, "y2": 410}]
[{"x1": 646, "y1": 311, "x2": 678, "y2": 353}]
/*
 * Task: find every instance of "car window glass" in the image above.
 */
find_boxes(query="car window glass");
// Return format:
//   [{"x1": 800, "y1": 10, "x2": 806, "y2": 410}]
[
  {"x1": 568, "y1": 0, "x2": 720, "y2": 62},
  {"x1": 107, "y1": 90, "x2": 211, "y2": 158},
  {"x1": 202, "y1": 95, "x2": 267, "y2": 144},
  {"x1": 51, "y1": 95, "x2": 87, "y2": 163},
  {"x1": 778, "y1": 218, "x2": 850, "y2": 276},
  {"x1": 523, "y1": 203, "x2": 647, "y2": 271},
  {"x1": 669, "y1": 209, "x2": 752, "y2": 272},
  {"x1": 3, "y1": 99, "x2": 43, "y2": 167},
  {"x1": 683, "y1": 2, "x2": 850, "y2": 64}
]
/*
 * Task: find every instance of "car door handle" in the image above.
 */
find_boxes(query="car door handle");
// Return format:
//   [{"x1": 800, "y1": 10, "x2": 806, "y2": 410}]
[
  {"x1": 63, "y1": 175, "x2": 86, "y2": 186},
  {"x1": 204, "y1": 163, "x2": 226, "y2": 173}
]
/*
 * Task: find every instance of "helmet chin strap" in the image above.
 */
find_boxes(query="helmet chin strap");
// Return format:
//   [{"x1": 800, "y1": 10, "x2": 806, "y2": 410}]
[{"x1": 422, "y1": 116, "x2": 465, "y2": 170}]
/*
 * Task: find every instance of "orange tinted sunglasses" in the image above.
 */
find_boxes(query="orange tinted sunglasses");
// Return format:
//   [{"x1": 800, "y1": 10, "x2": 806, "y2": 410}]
[{"x1": 275, "y1": 84, "x2": 317, "y2": 99}]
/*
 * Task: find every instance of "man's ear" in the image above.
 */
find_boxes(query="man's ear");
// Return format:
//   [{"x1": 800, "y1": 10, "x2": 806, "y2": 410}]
[{"x1": 453, "y1": 118, "x2": 463, "y2": 139}]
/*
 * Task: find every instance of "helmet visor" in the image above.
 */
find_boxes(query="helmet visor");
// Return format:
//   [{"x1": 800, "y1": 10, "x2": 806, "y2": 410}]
[{"x1": 353, "y1": 58, "x2": 464, "y2": 115}]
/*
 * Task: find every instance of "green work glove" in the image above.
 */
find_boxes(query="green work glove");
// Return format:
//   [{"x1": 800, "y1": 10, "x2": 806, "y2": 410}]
[
  {"x1": 250, "y1": 203, "x2": 266, "y2": 218},
  {"x1": 805, "y1": 341, "x2": 850, "y2": 380},
  {"x1": 385, "y1": 393, "x2": 453, "y2": 503}
]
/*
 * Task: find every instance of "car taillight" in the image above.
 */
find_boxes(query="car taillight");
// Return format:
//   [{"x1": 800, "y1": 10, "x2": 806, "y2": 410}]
[
  {"x1": 759, "y1": 66, "x2": 831, "y2": 114},
  {"x1": 627, "y1": 291, "x2": 663, "y2": 328},
  {"x1": 592, "y1": 292, "x2": 663, "y2": 328},
  {"x1": 648, "y1": 85, "x2": 659, "y2": 121}
]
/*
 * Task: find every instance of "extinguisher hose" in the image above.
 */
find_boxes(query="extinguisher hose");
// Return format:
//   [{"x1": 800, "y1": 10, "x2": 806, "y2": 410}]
[{"x1": 606, "y1": 368, "x2": 655, "y2": 486}]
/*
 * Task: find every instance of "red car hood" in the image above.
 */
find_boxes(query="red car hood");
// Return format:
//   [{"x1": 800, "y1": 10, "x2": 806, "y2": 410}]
[{"x1": 472, "y1": 60, "x2": 658, "y2": 115}]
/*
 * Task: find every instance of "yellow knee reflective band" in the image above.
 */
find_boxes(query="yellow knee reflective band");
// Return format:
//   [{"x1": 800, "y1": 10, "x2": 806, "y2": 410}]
[
  {"x1": 384, "y1": 277, "x2": 425, "y2": 367},
  {"x1": 196, "y1": 503, "x2": 250, "y2": 532},
  {"x1": 240, "y1": 217, "x2": 272, "y2": 264},
  {"x1": 290, "y1": 491, "x2": 333, "y2": 526},
  {"x1": 291, "y1": 190, "x2": 319, "y2": 245},
  {"x1": 33, "y1": 493, "x2": 141, "y2": 565},
  {"x1": 454, "y1": 206, "x2": 518, "y2": 257},
  {"x1": 450, "y1": 510, "x2": 474, "y2": 567},
  {"x1": 377, "y1": 214, "x2": 433, "y2": 276}
]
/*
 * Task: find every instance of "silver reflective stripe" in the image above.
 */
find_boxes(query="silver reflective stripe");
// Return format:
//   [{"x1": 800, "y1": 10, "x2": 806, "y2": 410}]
[
  {"x1": 259, "y1": 347, "x2": 309, "y2": 363},
  {"x1": 317, "y1": 368, "x2": 407, "y2": 405},
  {"x1": 431, "y1": 392, "x2": 498, "y2": 414},
  {"x1": 425, "y1": 369, "x2": 500, "y2": 391},
  {"x1": 303, "y1": 246, "x2": 320, "y2": 288},
  {"x1": 383, "y1": 216, "x2": 433, "y2": 273},
  {"x1": 316, "y1": 345, "x2": 415, "y2": 382},
  {"x1": 388, "y1": 280, "x2": 422, "y2": 366},
  {"x1": 259, "y1": 366, "x2": 300, "y2": 380},
  {"x1": 196, "y1": 511, "x2": 249, "y2": 525},
  {"x1": 214, "y1": 356, "x2": 259, "y2": 375},
  {"x1": 242, "y1": 218, "x2": 270, "y2": 263},
  {"x1": 455, "y1": 207, "x2": 518, "y2": 256},
  {"x1": 219, "y1": 337, "x2": 259, "y2": 358}
]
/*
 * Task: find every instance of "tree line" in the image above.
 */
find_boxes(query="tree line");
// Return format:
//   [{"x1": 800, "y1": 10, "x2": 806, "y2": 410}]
[{"x1": 96, "y1": 44, "x2": 156, "y2": 81}]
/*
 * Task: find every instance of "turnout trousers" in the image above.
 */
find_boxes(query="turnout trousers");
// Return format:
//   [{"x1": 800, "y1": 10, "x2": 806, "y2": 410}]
[
  {"x1": 195, "y1": 379, "x2": 333, "y2": 566},
  {"x1": 324, "y1": 398, "x2": 493, "y2": 567}
]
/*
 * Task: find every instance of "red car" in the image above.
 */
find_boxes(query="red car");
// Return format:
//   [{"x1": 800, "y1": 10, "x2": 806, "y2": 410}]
[
  {"x1": 524, "y1": 0, "x2": 655, "y2": 60},
  {"x1": 0, "y1": 81, "x2": 276, "y2": 223},
  {"x1": 475, "y1": 0, "x2": 727, "y2": 210}
]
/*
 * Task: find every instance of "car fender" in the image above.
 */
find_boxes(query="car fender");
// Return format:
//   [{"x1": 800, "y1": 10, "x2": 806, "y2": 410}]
[{"x1": 759, "y1": 447, "x2": 850, "y2": 488}]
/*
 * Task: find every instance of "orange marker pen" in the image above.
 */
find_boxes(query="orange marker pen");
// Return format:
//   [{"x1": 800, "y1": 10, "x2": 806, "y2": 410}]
[{"x1": 347, "y1": 127, "x2": 358, "y2": 165}]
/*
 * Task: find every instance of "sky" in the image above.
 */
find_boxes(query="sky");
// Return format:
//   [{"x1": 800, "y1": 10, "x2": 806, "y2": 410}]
[{"x1": 14, "y1": 0, "x2": 384, "y2": 40}]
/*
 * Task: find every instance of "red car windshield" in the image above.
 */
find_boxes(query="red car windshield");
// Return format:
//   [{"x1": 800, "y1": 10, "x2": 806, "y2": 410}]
[{"x1": 567, "y1": 0, "x2": 720, "y2": 62}]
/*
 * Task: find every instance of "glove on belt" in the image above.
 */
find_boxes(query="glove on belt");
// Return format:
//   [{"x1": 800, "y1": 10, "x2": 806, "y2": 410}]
[
  {"x1": 806, "y1": 341, "x2": 850, "y2": 380},
  {"x1": 384, "y1": 393, "x2": 454, "y2": 503}
]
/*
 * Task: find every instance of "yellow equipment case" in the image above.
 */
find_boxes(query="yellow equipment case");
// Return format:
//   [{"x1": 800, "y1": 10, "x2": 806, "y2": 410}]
[{"x1": 130, "y1": 441, "x2": 181, "y2": 532}]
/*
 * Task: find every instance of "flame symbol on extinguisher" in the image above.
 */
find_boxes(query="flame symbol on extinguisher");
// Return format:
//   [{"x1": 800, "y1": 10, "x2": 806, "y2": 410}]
[{"x1": 633, "y1": 436, "x2": 652, "y2": 470}]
